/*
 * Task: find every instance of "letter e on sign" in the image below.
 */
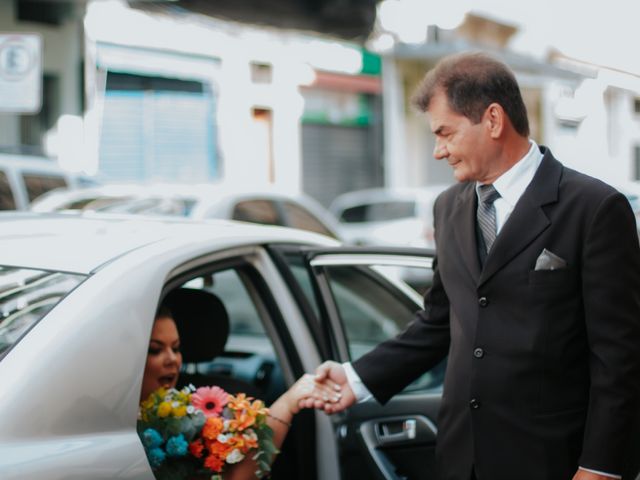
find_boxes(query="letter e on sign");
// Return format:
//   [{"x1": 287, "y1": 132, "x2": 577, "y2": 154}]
[{"x1": 0, "y1": 34, "x2": 42, "y2": 113}]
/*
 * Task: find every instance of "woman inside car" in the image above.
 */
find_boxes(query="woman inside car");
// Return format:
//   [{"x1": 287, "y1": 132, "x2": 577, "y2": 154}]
[{"x1": 140, "y1": 305, "x2": 339, "y2": 480}]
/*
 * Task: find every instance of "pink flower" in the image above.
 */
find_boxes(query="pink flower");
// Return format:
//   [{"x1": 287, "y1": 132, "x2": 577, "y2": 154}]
[{"x1": 191, "y1": 386, "x2": 229, "y2": 417}]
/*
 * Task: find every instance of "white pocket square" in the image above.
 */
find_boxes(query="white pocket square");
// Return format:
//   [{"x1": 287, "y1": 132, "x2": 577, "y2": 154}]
[{"x1": 535, "y1": 248, "x2": 567, "y2": 271}]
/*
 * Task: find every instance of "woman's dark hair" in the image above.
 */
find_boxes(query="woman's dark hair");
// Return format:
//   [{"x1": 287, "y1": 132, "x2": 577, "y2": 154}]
[
  {"x1": 411, "y1": 52, "x2": 530, "y2": 136},
  {"x1": 155, "y1": 304, "x2": 173, "y2": 320}
]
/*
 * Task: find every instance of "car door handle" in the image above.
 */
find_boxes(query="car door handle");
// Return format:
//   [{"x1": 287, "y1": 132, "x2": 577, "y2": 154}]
[
  {"x1": 357, "y1": 415, "x2": 438, "y2": 480},
  {"x1": 377, "y1": 419, "x2": 417, "y2": 444}
]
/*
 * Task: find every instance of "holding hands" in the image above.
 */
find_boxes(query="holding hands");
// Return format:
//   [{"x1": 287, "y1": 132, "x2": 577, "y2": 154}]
[{"x1": 294, "y1": 361, "x2": 357, "y2": 414}]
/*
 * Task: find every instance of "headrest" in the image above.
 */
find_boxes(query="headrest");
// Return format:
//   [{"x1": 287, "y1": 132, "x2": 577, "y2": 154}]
[{"x1": 162, "y1": 288, "x2": 230, "y2": 363}]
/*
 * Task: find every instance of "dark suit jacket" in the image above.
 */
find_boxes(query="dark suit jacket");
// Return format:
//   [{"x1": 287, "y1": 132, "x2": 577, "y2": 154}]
[{"x1": 353, "y1": 147, "x2": 640, "y2": 480}]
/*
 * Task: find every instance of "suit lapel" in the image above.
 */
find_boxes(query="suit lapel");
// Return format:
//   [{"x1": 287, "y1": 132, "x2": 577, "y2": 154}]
[
  {"x1": 478, "y1": 149, "x2": 562, "y2": 287},
  {"x1": 450, "y1": 183, "x2": 482, "y2": 283}
]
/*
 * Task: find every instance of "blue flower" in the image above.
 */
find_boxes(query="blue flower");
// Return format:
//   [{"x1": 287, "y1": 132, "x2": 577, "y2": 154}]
[
  {"x1": 142, "y1": 428, "x2": 164, "y2": 449},
  {"x1": 166, "y1": 434, "x2": 188, "y2": 457},
  {"x1": 147, "y1": 447, "x2": 166, "y2": 469}
]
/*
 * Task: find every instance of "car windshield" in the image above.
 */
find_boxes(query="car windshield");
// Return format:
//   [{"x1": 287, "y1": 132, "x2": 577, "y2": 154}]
[{"x1": 0, "y1": 266, "x2": 86, "y2": 358}]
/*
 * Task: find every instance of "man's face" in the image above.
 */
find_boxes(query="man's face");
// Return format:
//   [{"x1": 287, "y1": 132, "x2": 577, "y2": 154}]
[{"x1": 427, "y1": 91, "x2": 495, "y2": 183}]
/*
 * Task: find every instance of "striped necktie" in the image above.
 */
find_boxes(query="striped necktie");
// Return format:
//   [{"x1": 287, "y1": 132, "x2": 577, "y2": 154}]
[{"x1": 477, "y1": 184, "x2": 501, "y2": 254}]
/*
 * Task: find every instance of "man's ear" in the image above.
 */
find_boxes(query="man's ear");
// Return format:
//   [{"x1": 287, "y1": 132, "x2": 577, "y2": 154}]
[{"x1": 484, "y1": 103, "x2": 505, "y2": 139}]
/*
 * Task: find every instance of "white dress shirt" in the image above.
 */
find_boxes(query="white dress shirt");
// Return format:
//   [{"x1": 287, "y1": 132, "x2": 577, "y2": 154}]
[
  {"x1": 342, "y1": 141, "x2": 619, "y2": 478},
  {"x1": 478, "y1": 140, "x2": 542, "y2": 234}
]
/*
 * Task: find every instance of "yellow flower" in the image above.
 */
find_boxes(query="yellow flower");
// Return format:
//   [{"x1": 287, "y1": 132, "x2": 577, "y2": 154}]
[
  {"x1": 173, "y1": 405, "x2": 187, "y2": 417},
  {"x1": 141, "y1": 397, "x2": 155, "y2": 412},
  {"x1": 173, "y1": 390, "x2": 189, "y2": 404},
  {"x1": 157, "y1": 401, "x2": 172, "y2": 418}
]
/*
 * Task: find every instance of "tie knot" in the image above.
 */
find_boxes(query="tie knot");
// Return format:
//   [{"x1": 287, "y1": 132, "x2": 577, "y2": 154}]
[{"x1": 478, "y1": 184, "x2": 500, "y2": 206}]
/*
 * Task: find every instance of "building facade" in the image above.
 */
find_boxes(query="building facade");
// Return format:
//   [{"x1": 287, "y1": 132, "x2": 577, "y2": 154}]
[{"x1": 84, "y1": 0, "x2": 384, "y2": 205}]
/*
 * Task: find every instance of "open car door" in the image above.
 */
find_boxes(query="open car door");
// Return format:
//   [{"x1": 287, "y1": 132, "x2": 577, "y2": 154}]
[{"x1": 268, "y1": 246, "x2": 445, "y2": 480}]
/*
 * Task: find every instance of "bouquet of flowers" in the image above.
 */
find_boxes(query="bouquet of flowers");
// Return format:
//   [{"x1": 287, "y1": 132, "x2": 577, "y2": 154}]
[{"x1": 138, "y1": 385, "x2": 277, "y2": 480}]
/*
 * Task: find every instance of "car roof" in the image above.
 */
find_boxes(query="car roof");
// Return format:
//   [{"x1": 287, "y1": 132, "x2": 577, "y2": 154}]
[
  {"x1": 329, "y1": 185, "x2": 451, "y2": 214},
  {"x1": 32, "y1": 182, "x2": 328, "y2": 210},
  {"x1": 0, "y1": 212, "x2": 337, "y2": 274},
  {"x1": 30, "y1": 182, "x2": 342, "y2": 238}
]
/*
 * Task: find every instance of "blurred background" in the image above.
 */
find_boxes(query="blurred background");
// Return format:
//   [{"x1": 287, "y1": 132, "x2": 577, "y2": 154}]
[{"x1": 1, "y1": 0, "x2": 640, "y2": 248}]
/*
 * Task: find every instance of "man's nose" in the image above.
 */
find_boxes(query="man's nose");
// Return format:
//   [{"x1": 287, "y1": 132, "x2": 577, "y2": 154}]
[{"x1": 434, "y1": 142, "x2": 448, "y2": 160}]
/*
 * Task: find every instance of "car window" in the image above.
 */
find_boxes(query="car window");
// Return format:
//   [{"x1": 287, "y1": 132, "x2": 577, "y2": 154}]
[
  {"x1": 0, "y1": 170, "x2": 16, "y2": 210},
  {"x1": 275, "y1": 250, "x2": 444, "y2": 393},
  {"x1": 325, "y1": 263, "x2": 444, "y2": 392},
  {"x1": 338, "y1": 200, "x2": 416, "y2": 223},
  {"x1": 22, "y1": 173, "x2": 68, "y2": 203},
  {"x1": 232, "y1": 199, "x2": 280, "y2": 225},
  {"x1": 0, "y1": 266, "x2": 85, "y2": 358},
  {"x1": 367, "y1": 200, "x2": 416, "y2": 221},
  {"x1": 57, "y1": 195, "x2": 131, "y2": 211},
  {"x1": 324, "y1": 265, "x2": 416, "y2": 358},
  {"x1": 208, "y1": 269, "x2": 266, "y2": 336},
  {"x1": 276, "y1": 253, "x2": 321, "y2": 321},
  {"x1": 339, "y1": 204, "x2": 367, "y2": 223},
  {"x1": 282, "y1": 200, "x2": 335, "y2": 238}
]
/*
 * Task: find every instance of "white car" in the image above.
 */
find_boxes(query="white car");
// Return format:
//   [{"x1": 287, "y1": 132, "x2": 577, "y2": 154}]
[
  {"x1": 0, "y1": 212, "x2": 446, "y2": 479},
  {"x1": 329, "y1": 185, "x2": 451, "y2": 249},
  {"x1": 30, "y1": 183, "x2": 341, "y2": 239},
  {"x1": 330, "y1": 186, "x2": 450, "y2": 290},
  {"x1": 0, "y1": 152, "x2": 98, "y2": 211}
]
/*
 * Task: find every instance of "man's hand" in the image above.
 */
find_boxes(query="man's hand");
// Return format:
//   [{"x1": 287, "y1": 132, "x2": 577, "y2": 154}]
[
  {"x1": 285, "y1": 373, "x2": 343, "y2": 414},
  {"x1": 572, "y1": 469, "x2": 619, "y2": 480},
  {"x1": 297, "y1": 361, "x2": 356, "y2": 414}
]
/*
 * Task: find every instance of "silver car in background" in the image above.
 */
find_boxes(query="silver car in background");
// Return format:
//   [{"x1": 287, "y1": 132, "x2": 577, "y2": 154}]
[
  {"x1": 329, "y1": 185, "x2": 450, "y2": 249},
  {"x1": 30, "y1": 183, "x2": 342, "y2": 239},
  {"x1": 330, "y1": 185, "x2": 450, "y2": 291},
  {"x1": 0, "y1": 152, "x2": 98, "y2": 211}
]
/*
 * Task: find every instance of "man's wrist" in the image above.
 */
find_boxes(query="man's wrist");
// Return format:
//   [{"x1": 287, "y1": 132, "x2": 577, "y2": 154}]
[{"x1": 342, "y1": 362, "x2": 373, "y2": 402}]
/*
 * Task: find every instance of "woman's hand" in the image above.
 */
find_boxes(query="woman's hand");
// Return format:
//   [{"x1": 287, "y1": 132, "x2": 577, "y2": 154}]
[{"x1": 283, "y1": 373, "x2": 343, "y2": 414}]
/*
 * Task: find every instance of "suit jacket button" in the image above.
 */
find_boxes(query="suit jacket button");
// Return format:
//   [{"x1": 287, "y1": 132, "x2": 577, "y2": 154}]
[
  {"x1": 473, "y1": 348, "x2": 484, "y2": 358},
  {"x1": 478, "y1": 296, "x2": 488, "y2": 307},
  {"x1": 469, "y1": 398, "x2": 481, "y2": 409}
]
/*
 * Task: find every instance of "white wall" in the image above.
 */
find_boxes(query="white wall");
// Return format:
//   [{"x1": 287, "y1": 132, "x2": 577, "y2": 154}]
[{"x1": 542, "y1": 70, "x2": 640, "y2": 187}]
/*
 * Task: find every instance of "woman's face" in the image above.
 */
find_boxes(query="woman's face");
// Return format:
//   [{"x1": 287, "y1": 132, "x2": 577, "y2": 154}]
[{"x1": 141, "y1": 315, "x2": 183, "y2": 401}]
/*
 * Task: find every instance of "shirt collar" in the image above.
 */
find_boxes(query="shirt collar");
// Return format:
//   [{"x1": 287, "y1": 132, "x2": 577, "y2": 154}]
[{"x1": 476, "y1": 140, "x2": 543, "y2": 208}]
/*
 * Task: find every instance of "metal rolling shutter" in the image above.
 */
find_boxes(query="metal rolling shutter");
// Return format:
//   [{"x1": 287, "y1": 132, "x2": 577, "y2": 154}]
[
  {"x1": 99, "y1": 74, "x2": 217, "y2": 183},
  {"x1": 302, "y1": 123, "x2": 382, "y2": 207}
]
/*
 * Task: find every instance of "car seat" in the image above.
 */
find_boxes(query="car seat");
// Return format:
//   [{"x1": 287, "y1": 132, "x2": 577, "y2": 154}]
[{"x1": 162, "y1": 287, "x2": 263, "y2": 398}]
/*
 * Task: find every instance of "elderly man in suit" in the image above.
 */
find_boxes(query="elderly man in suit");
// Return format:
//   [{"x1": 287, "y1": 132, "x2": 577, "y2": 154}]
[{"x1": 306, "y1": 53, "x2": 640, "y2": 480}]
